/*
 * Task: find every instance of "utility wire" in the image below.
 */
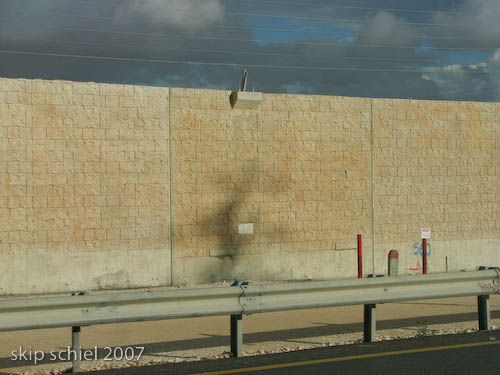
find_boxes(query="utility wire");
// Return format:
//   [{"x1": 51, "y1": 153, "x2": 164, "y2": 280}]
[
  {"x1": 6, "y1": 7, "x2": 500, "y2": 29},
  {"x1": 0, "y1": 49, "x2": 490, "y2": 74},
  {"x1": 153, "y1": 9, "x2": 499, "y2": 27},
  {"x1": 0, "y1": 19, "x2": 357, "y2": 38},
  {"x1": 4, "y1": 4, "x2": 498, "y2": 44},
  {"x1": 3, "y1": 36, "x2": 438, "y2": 64},
  {"x1": 67, "y1": 0, "x2": 500, "y2": 16},
  {"x1": 1, "y1": 15, "x2": 490, "y2": 44},
  {"x1": 231, "y1": 0, "x2": 453, "y2": 14},
  {"x1": 235, "y1": 0, "x2": 500, "y2": 15},
  {"x1": 1, "y1": 22, "x2": 497, "y2": 52}
]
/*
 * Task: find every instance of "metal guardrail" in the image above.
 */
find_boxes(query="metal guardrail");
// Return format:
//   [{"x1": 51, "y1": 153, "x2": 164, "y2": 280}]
[
  {"x1": 1, "y1": 269, "x2": 499, "y2": 372},
  {"x1": 0, "y1": 286, "x2": 243, "y2": 332},
  {"x1": 239, "y1": 270, "x2": 500, "y2": 313}
]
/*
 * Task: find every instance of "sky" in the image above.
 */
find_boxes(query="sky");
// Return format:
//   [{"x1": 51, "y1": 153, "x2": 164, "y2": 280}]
[{"x1": 0, "y1": 0, "x2": 499, "y2": 101}]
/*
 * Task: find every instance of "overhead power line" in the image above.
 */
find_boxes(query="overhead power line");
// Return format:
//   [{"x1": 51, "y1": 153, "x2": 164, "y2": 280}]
[
  {"x1": 237, "y1": 0, "x2": 500, "y2": 15},
  {"x1": 1, "y1": 16, "x2": 491, "y2": 44},
  {"x1": 3, "y1": 36, "x2": 437, "y2": 64},
  {"x1": 2, "y1": 19, "x2": 359, "y2": 39},
  {"x1": 0, "y1": 49, "x2": 490, "y2": 74},
  {"x1": 172, "y1": 9, "x2": 498, "y2": 28},
  {"x1": 69, "y1": 0, "x2": 500, "y2": 16},
  {"x1": 6, "y1": 7, "x2": 500, "y2": 29},
  {"x1": 1, "y1": 22, "x2": 497, "y2": 52},
  {"x1": 232, "y1": 0, "x2": 453, "y2": 14}
]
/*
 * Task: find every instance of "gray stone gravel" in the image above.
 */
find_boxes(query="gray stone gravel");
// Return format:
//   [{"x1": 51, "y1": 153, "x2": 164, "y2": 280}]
[{"x1": 13, "y1": 319, "x2": 500, "y2": 375}]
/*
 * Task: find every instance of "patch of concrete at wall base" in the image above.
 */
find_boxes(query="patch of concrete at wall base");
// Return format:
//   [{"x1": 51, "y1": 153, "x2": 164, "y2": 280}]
[
  {"x1": 1, "y1": 249, "x2": 170, "y2": 295},
  {"x1": 375, "y1": 238, "x2": 500, "y2": 275},
  {"x1": 128, "y1": 250, "x2": 171, "y2": 287},
  {"x1": 171, "y1": 250, "x2": 358, "y2": 285},
  {"x1": 0, "y1": 248, "x2": 27, "y2": 295}
]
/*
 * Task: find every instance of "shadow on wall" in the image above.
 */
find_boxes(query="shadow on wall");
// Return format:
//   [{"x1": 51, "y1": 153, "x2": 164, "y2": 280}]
[
  {"x1": 196, "y1": 158, "x2": 284, "y2": 283},
  {"x1": 173, "y1": 110, "x2": 300, "y2": 285}
]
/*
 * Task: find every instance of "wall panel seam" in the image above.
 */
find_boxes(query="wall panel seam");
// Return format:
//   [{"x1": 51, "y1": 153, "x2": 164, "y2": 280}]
[{"x1": 168, "y1": 87, "x2": 173, "y2": 285}]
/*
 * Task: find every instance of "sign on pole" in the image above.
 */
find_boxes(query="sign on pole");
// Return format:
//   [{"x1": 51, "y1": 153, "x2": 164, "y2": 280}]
[{"x1": 421, "y1": 228, "x2": 431, "y2": 239}]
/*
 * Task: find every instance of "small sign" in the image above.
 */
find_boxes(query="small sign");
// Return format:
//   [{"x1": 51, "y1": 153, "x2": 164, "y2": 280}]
[
  {"x1": 421, "y1": 228, "x2": 431, "y2": 239},
  {"x1": 238, "y1": 223, "x2": 254, "y2": 235}
]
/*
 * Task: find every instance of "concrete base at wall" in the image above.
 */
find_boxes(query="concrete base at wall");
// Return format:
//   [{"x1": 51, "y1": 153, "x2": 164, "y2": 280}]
[
  {"x1": 374, "y1": 238, "x2": 500, "y2": 276},
  {"x1": 172, "y1": 238, "x2": 500, "y2": 286},
  {"x1": 2, "y1": 248, "x2": 359, "y2": 295},
  {"x1": 172, "y1": 249, "x2": 359, "y2": 285},
  {"x1": 2, "y1": 238, "x2": 498, "y2": 295},
  {"x1": 0, "y1": 249, "x2": 171, "y2": 295}
]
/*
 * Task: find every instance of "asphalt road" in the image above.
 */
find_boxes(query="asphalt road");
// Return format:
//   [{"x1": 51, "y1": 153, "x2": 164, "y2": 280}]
[{"x1": 90, "y1": 329, "x2": 500, "y2": 375}]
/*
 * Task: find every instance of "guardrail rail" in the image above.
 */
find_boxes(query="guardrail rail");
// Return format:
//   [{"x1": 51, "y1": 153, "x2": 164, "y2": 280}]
[{"x1": 1, "y1": 269, "x2": 499, "y2": 373}]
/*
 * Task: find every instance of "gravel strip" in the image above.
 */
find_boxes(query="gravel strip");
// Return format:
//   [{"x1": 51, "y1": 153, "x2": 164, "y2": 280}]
[{"x1": 10, "y1": 318, "x2": 500, "y2": 375}]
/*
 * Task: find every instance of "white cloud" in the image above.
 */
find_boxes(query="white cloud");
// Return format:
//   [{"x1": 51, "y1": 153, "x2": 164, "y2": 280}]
[
  {"x1": 422, "y1": 49, "x2": 500, "y2": 100},
  {"x1": 114, "y1": 0, "x2": 225, "y2": 33},
  {"x1": 357, "y1": 11, "x2": 418, "y2": 46}
]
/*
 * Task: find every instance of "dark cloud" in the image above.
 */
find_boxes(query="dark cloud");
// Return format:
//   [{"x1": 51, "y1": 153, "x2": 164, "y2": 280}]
[
  {"x1": 430, "y1": 0, "x2": 500, "y2": 49},
  {"x1": 0, "y1": 0, "x2": 497, "y2": 101},
  {"x1": 489, "y1": 50, "x2": 500, "y2": 100}
]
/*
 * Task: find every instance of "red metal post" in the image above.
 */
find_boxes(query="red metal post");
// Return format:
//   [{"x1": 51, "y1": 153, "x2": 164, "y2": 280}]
[
  {"x1": 422, "y1": 238, "x2": 428, "y2": 274},
  {"x1": 357, "y1": 234, "x2": 363, "y2": 278}
]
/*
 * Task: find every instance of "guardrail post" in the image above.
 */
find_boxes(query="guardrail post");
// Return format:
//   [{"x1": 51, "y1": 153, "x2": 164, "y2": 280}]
[
  {"x1": 71, "y1": 326, "x2": 81, "y2": 373},
  {"x1": 71, "y1": 291, "x2": 85, "y2": 373},
  {"x1": 230, "y1": 280, "x2": 247, "y2": 357},
  {"x1": 363, "y1": 303, "x2": 376, "y2": 342},
  {"x1": 478, "y1": 295, "x2": 490, "y2": 331},
  {"x1": 230, "y1": 314, "x2": 243, "y2": 357}
]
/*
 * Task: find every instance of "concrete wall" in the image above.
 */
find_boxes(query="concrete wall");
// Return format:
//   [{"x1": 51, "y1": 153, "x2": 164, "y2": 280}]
[{"x1": 0, "y1": 77, "x2": 499, "y2": 295}]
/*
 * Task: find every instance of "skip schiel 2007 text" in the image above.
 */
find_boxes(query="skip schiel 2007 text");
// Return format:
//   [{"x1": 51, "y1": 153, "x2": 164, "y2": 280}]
[{"x1": 10, "y1": 346, "x2": 145, "y2": 364}]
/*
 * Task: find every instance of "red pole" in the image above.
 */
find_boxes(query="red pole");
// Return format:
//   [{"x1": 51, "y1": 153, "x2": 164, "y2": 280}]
[
  {"x1": 422, "y1": 238, "x2": 428, "y2": 274},
  {"x1": 357, "y1": 234, "x2": 363, "y2": 278}
]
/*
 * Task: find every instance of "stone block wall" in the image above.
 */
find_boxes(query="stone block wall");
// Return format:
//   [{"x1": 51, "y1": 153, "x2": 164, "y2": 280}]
[
  {"x1": 1, "y1": 77, "x2": 499, "y2": 294},
  {"x1": 170, "y1": 89, "x2": 372, "y2": 283},
  {"x1": 372, "y1": 99, "x2": 500, "y2": 273},
  {"x1": 0, "y1": 78, "x2": 170, "y2": 294}
]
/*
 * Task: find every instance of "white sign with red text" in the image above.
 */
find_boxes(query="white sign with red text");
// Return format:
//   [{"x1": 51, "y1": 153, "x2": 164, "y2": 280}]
[{"x1": 421, "y1": 228, "x2": 431, "y2": 239}]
